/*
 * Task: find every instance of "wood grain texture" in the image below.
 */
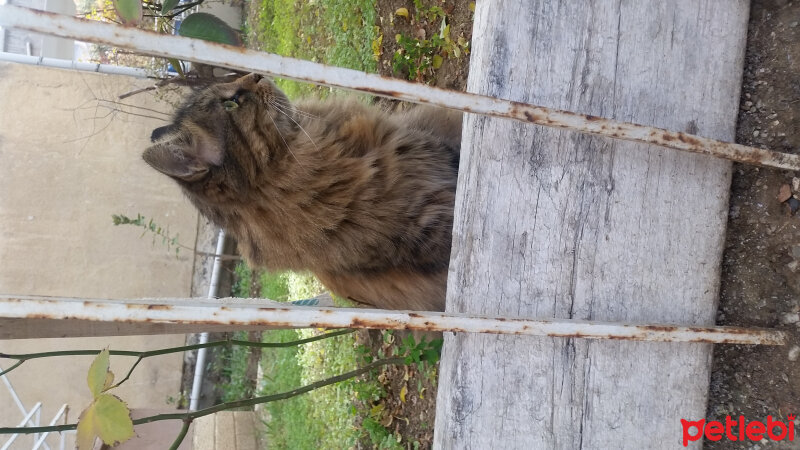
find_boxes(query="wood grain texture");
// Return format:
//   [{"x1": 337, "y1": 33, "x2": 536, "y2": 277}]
[{"x1": 434, "y1": 1, "x2": 748, "y2": 448}]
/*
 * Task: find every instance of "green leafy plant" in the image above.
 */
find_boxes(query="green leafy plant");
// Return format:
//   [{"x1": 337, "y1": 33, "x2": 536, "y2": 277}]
[
  {"x1": 394, "y1": 334, "x2": 443, "y2": 370},
  {"x1": 112, "y1": 213, "x2": 181, "y2": 256},
  {"x1": 362, "y1": 416, "x2": 403, "y2": 449},
  {"x1": 176, "y1": 12, "x2": 242, "y2": 45},
  {"x1": 216, "y1": 331, "x2": 256, "y2": 404},
  {"x1": 411, "y1": 0, "x2": 445, "y2": 23},
  {"x1": 392, "y1": 1, "x2": 470, "y2": 82},
  {"x1": 112, "y1": 213, "x2": 239, "y2": 260},
  {"x1": 112, "y1": 0, "x2": 142, "y2": 25},
  {"x1": 351, "y1": 331, "x2": 442, "y2": 448}
]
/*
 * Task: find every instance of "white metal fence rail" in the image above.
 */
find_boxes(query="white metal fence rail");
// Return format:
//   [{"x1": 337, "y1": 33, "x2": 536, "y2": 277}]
[
  {"x1": 1, "y1": 365, "x2": 69, "y2": 450},
  {"x1": 0, "y1": 4, "x2": 798, "y2": 172},
  {"x1": 0, "y1": 295, "x2": 785, "y2": 345}
]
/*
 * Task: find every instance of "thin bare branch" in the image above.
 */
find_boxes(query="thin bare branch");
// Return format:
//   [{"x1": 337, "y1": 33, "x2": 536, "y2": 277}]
[
  {"x1": 0, "y1": 330, "x2": 355, "y2": 377},
  {"x1": 0, "y1": 355, "x2": 405, "y2": 436}
]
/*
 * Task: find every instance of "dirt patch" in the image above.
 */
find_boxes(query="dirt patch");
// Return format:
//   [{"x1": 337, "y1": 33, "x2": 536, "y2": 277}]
[
  {"x1": 707, "y1": 1, "x2": 800, "y2": 445},
  {"x1": 374, "y1": 0, "x2": 472, "y2": 90},
  {"x1": 353, "y1": 329, "x2": 440, "y2": 449}
]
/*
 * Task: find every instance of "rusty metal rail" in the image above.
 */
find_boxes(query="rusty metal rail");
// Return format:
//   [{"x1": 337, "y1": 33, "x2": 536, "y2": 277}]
[
  {"x1": 1, "y1": 5, "x2": 798, "y2": 171},
  {"x1": 0, "y1": 295, "x2": 785, "y2": 345}
]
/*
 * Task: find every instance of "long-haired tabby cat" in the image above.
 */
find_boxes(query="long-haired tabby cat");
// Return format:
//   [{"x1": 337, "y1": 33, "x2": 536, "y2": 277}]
[{"x1": 143, "y1": 73, "x2": 461, "y2": 311}]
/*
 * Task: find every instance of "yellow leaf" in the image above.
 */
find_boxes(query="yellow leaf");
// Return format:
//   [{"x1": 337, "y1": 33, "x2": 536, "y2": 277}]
[
  {"x1": 76, "y1": 394, "x2": 134, "y2": 449},
  {"x1": 469, "y1": 2, "x2": 476, "y2": 12},
  {"x1": 399, "y1": 385, "x2": 408, "y2": 403},
  {"x1": 104, "y1": 371, "x2": 115, "y2": 391},
  {"x1": 432, "y1": 54, "x2": 443, "y2": 69},
  {"x1": 395, "y1": 7, "x2": 409, "y2": 18},
  {"x1": 372, "y1": 32, "x2": 384, "y2": 61},
  {"x1": 370, "y1": 403, "x2": 385, "y2": 419},
  {"x1": 87, "y1": 349, "x2": 111, "y2": 398},
  {"x1": 76, "y1": 415, "x2": 96, "y2": 450}
]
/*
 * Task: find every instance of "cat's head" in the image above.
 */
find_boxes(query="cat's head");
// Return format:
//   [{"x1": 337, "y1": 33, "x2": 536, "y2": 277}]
[{"x1": 143, "y1": 73, "x2": 296, "y2": 199}]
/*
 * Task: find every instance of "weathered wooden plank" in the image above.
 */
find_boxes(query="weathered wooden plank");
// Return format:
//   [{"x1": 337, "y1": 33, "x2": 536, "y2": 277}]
[{"x1": 434, "y1": 1, "x2": 748, "y2": 448}]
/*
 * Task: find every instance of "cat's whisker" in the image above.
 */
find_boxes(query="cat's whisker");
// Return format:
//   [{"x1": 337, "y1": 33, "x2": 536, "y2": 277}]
[
  {"x1": 270, "y1": 98, "x2": 319, "y2": 120},
  {"x1": 287, "y1": 108, "x2": 319, "y2": 120},
  {"x1": 270, "y1": 101, "x2": 319, "y2": 152},
  {"x1": 269, "y1": 96, "x2": 318, "y2": 115},
  {"x1": 268, "y1": 97, "x2": 297, "y2": 108},
  {"x1": 266, "y1": 110, "x2": 308, "y2": 172}
]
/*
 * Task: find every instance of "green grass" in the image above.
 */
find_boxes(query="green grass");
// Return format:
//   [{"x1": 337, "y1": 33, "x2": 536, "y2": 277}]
[
  {"x1": 232, "y1": 262, "x2": 254, "y2": 297},
  {"x1": 292, "y1": 328, "x2": 360, "y2": 448},
  {"x1": 225, "y1": 262, "x2": 387, "y2": 448},
  {"x1": 219, "y1": 264, "x2": 258, "y2": 403},
  {"x1": 259, "y1": 271, "x2": 290, "y2": 301},
  {"x1": 217, "y1": 330, "x2": 254, "y2": 404},
  {"x1": 245, "y1": 0, "x2": 378, "y2": 98},
  {"x1": 251, "y1": 267, "x2": 363, "y2": 449},
  {"x1": 228, "y1": 263, "x2": 364, "y2": 448},
  {"x1": 259, "y1": 329, "x2": 318, "y2": 449},
  {"x1": 226, "y1": 262, "x2": 429, "y2": 449}
]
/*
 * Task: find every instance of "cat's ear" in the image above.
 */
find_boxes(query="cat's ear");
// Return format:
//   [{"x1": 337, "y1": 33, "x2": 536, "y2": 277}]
[
  {"x1": 150, "y1": 125, "x2": 175, "y2": 142},
  {"x1": 143, "y1": 133, "x2": 222, "y2": 181}
]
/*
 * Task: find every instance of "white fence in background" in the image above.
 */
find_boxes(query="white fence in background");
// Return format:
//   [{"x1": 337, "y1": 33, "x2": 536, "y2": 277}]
[{"x1": 1, "y1": 365, "x2": 70, "y2": 450}]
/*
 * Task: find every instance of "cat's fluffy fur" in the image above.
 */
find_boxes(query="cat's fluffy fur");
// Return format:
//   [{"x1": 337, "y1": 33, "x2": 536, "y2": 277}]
[{"x1": 144, "y1": 73, "x2": 461, "y2": 310}]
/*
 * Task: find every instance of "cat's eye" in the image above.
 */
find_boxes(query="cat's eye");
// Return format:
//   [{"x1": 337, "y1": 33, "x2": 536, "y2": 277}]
[{"x1": 223, "y1": 91, "x2": 243, "y2": 111}]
